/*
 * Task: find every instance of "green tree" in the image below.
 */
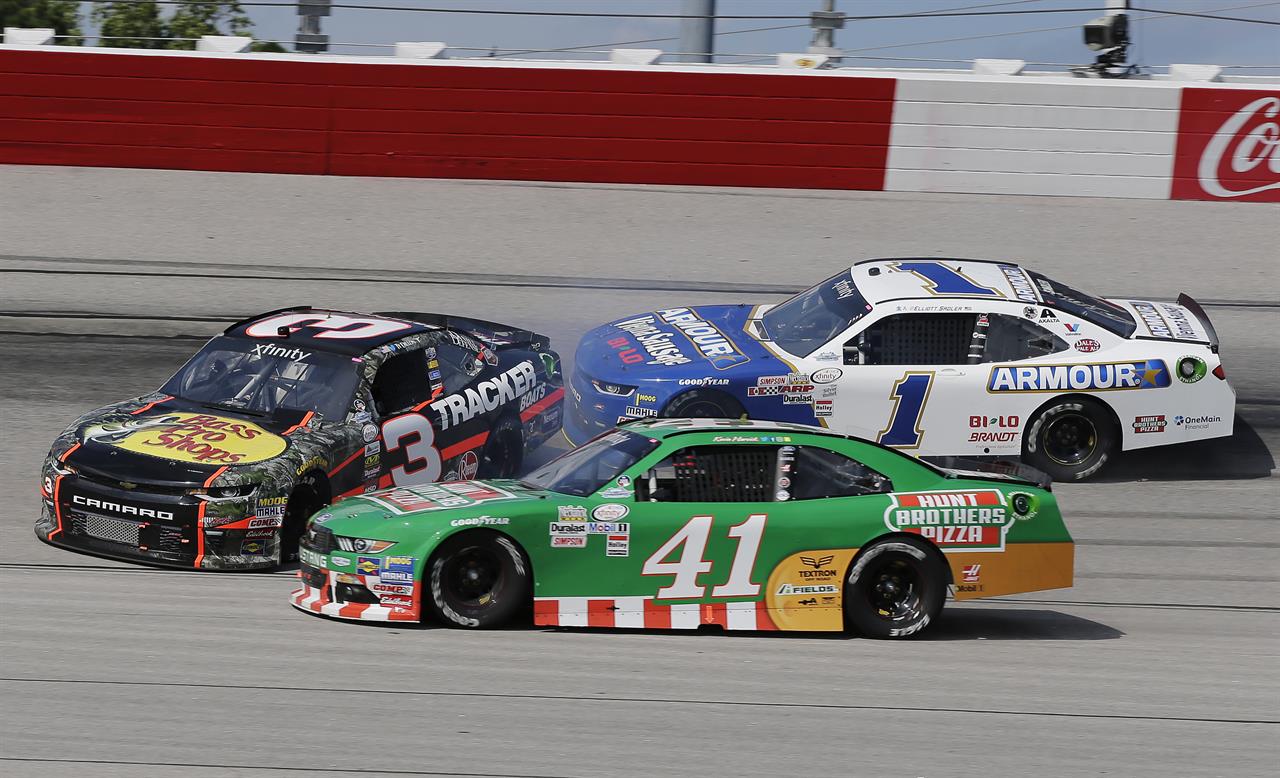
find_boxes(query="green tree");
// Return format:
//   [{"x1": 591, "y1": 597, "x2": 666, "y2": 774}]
[
  {"x1": 165, "y1": 1, "x2": 252, "y2": 50},
  {"x1": 0, "y1": 0, "x2": 83, "y2": 45},
  {"x1": 92, "y1": 1, "x2": 167, "y2": 49}
]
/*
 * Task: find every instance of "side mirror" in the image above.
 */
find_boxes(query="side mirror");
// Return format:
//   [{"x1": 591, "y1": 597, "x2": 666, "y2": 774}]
[{"x1": 843, "y1": 340, "x2": 867, "y2": 366}]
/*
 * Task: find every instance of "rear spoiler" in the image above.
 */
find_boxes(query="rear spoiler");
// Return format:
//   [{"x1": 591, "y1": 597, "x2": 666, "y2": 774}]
[
  {"x1": 1176, "y1": 293, "x2": 1220, "y2": 353},
  {"x1": 926, "y1": 456, "x2": 1052, "y2": 490},
  {"x1": 375, "y1": 311, "x2": 550, "y2": 352}
]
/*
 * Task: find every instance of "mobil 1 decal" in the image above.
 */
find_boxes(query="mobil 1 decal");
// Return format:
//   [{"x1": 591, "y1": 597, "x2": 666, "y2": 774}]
[{"x1": 884, "y1": 489, "x2": 1015, "y2": 551}]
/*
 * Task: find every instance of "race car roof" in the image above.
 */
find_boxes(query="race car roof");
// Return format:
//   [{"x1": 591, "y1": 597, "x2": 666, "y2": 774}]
[
  {"x1": 222, "y1": 307, "x2": 436, "y2": 356},
  {"x1": 849, "y1": 258, "x2": 1042, "y2": 306}
]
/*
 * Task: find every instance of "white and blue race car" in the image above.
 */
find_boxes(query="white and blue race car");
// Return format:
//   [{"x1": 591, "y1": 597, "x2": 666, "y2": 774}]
[{"x1": 566, "y1": 258, "x2": 1235, "y2": 481}]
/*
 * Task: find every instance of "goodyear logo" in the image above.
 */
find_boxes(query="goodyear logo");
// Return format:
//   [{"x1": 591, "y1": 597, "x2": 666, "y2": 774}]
[
  {"x1": 988, "y1": 360, "x2": 1169, "y2": 393},
  {"x1": 656, "y1": 308, "x2": 750, "y2": 370}
]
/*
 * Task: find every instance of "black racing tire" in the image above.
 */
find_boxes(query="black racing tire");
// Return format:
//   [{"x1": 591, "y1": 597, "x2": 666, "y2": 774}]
[
  {"x1": 661, "y1": 389, "x2": 747, "y2": 420},
  {"x1": 844, "y1": 538, "x2": 947, "y2": 639},
  {"x1": 281, "y1": 473, "x2": 323, "y2": 564},
  {"x1": 426, "y1": 531, "x2": 530, "y2": 629},
  {"x1": 479, "y1": 415, "x2": 523, "y2": 478},
  {"x1": 1022, "y1": 398, "x2": 1117, "y2": 482}
]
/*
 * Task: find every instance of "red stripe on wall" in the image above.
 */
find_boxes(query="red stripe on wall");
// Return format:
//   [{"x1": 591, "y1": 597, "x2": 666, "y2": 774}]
[
  {"x1": 587, "y1": 599, "x2": 616, "y2": 629},
  {"x1": 702, "y1": 602, "x2": 728, "y2": 627},
  {"x1": 0, "y1": 49, "x2": 896, "y2": 191}
]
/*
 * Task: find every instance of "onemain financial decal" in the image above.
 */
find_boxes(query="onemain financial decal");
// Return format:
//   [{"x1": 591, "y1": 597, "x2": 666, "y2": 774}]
[
  {"x1": 988, "y1": 360, "x2": 1171, "y2": 393},
  {"x1": 656, "y1": 308, "x2": 750, "y2": 370}
]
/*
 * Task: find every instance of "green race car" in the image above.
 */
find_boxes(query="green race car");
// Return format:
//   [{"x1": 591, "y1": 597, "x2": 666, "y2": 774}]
[{"x1": 291, "y1": 419, "x2": 1074, "y2": 638}]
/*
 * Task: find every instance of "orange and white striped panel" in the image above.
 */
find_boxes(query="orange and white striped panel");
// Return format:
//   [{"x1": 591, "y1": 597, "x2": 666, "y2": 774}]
[
  {"x1": 289, "y1": 570, "x2": 418, "y2": 622},
  {"x1": 534, "y1": 597, "x2": 777, "y2": 631}
]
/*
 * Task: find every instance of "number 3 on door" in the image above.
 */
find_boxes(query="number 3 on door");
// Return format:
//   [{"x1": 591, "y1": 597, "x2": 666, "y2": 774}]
[{"x1": 877, "y1": 372, "x2": 934, "y2": 449}]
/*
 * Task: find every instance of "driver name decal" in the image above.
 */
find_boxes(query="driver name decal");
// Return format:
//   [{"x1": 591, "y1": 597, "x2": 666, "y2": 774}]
[{"x1": 83, "y1": 413, "x2": 286, "y2": 465}]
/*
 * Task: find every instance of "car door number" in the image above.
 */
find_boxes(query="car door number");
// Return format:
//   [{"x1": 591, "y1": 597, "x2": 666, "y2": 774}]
[
  {"x1": 878, "y1": 371, "x2": 934, "y2": 449},
  {"x1": 642, "y1": 514, "x2": 767, "y2": 599},
  {"x1": 382, "y1": 413, "x2": 442, "y2": 486}
]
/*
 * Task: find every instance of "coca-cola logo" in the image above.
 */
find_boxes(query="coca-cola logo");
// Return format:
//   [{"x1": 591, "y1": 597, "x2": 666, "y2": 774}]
[
  {"x1": 1198, "y1": 96, "x2": 1280, "y2": 198},
  {"x1": 1173, "y1": 89, "x2": 1280, "y2": 202}
]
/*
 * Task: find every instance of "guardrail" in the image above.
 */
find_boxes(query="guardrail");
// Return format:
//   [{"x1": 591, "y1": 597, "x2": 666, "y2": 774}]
[{"x1": 0, "y1": 40, "x2": 1276, "y2": 202}]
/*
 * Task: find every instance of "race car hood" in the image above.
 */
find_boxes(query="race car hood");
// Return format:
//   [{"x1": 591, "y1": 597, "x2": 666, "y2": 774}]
[
  {"x1": 575, "y1": 304, "x2": 781, "y2": 381},
  {"x1": 1107, "y1": 299, "x2": 1212, "y2": 343},
  {"x1": 313, "y1": 480, "x2": 550, "y2": 542},
  {"x1": 62, "y1": 399, "x2": 295, "y2": 487}
]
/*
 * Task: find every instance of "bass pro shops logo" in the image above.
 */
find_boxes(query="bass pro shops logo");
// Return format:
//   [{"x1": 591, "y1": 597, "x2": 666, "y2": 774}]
[{"x1": 1173, "y1": 89, "x2": 1280, "y2": 202}]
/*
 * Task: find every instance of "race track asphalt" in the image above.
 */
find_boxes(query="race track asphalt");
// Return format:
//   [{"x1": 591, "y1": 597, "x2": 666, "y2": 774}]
[{"x1": 1, "y1": 166, "x2": 1276, "y2": 777}]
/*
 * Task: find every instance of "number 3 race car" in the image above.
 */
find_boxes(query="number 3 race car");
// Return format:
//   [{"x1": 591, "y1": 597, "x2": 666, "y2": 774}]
[
  {"x1": 566, "y1": 258, "x2": 1235, "y2": 481},
  {"x1": 36, "y1": 308, "x2": 564, "y2": 570},
  {"x1": 291, "y1": 419, "x2": 1073, "y2": 639}
]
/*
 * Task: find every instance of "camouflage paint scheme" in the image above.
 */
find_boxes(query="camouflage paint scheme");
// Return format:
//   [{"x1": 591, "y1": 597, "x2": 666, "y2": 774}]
[
  {"x1": 292, "y1": 419, "x2": 1073, "y2": 631},
  {"x1": 37, "y1": 311, "x2": 564, "y2": 570}
]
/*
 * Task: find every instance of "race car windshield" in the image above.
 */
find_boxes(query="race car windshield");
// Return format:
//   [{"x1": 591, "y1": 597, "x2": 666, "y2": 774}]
[
  {"x1": 521, "y1": 429, "x2": 659, "y2": 497},
  {"x1": 760, "y1": 271, "x2": 874, "y2": 357},
  {"x1": 1027, "y1": 271, "x2": 1137, "y2": 337},
  {"x1": 161, "y1": 336, "x2": 361, "y2": 421}
]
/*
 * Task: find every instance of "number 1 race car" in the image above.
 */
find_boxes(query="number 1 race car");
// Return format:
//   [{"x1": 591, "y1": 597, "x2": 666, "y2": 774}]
[
  {"x1": 291, "y1": 419, "x2": 1073, "y2": 639},
  {"x1": 566, "y1": 258, "x2": 1235, "y2": 481},
  {"x1": 37, "y1": 308, "x2": 564, "y2": 570}
]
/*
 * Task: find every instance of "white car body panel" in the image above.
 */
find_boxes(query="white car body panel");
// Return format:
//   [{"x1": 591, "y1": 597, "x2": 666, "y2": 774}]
[{"x1": 754, "y1": 259, "x2": 1236, "y2": 458}]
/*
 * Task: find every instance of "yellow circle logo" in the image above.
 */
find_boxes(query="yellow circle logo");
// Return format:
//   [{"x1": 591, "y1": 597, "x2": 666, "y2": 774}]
[{"x1": 84, "y1": 413, "x2": 286, "y2": 466}]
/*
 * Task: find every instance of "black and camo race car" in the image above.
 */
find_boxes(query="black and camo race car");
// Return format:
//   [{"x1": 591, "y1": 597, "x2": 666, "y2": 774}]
[{"x1": 36, "y1": 307, "x2": 564, "y2": 570}]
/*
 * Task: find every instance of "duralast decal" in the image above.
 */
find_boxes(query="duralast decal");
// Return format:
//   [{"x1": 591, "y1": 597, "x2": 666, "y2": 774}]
[
  {"x1": 83, "y1": 413, "x2": 286, "y2": 465},
  {"x1": 883, "y1": 490, "x2": 1014, "y2": 552}
]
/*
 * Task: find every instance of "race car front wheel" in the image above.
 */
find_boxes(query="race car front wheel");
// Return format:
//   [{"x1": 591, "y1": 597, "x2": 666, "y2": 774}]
[
  {"x1": 426, "y1": 531, "x2": 530, "y2": 629},
  {"x1": 281, "y1": 474, "x2": 323, "y2": 564},
  {"x1": 844, "y1": 538, "x2": 946, "y2": 639},
  {"x1": 1023, "y1": 399, "x2": 1116, "y2": 482},
  {"x1": 479, "y1": 416, "x2": 523, "y2": 479},
  {"x1": 662, "y1": 390, "x2": 746, "y2": 420}
]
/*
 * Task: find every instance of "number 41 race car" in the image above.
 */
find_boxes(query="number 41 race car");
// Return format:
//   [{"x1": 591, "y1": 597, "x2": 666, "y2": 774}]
[
  {"x1": 567, "y1": 258, "x2": 1235, "y2": 481},
  {"x1": 36, "y1": 308, "x2": 563, "y2": 570},
  {"x1": 291, "y1": 419, "x2": 1073, "y2": 639}
]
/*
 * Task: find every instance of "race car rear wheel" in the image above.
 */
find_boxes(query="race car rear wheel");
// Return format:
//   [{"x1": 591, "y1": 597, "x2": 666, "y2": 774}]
[
  {"x1": 1023, "y1": 398, "x2": 1116, "y2": 482},
  {"x1": 281, "y1": 474, "x2": 323, "y2": 564},
  {"x1": 479, "y1": 415, "x2": 523, "y2": 479},
  {"x1": 661, "y1": 390, "x2": 746, "y2": 420},
  {"x1": 426, "y1": 531, "x2": 530, "y2": 629},
  {"x1": 844, "y1": 538, "x2": 946, "y2": 639}
]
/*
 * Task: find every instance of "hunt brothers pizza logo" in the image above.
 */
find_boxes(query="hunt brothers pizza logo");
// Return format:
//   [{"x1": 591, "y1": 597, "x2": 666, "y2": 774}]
[
  {"x1": 1172, "y1": 88, "x2": 1280, "y2": 203},
  {"x1": 883, "y1": 490, "x2": 1014, "y2": 552}
]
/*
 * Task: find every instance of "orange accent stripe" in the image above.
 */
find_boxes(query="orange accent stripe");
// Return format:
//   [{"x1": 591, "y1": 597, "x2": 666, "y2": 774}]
[
  {"x1": 533, "y1": 599, "x2": 559, "y2": 627},
  {"x1": 130, "y1": 396, "x2": 172, "y2": 415},
  {"x1": 587, "y1": 599, "x2": 615, "y2": 628},
  {"x1": 755, "y1": 602, "x2": 778, "y2": 631},
  {"x1": 328, "y1": 448, "x2": 362, "y2": 477},
  {"x1": 440, "y1": 431, "x2": 489, "y2": 461},
  {"x1": 338, "y1": 602, "x2": 370, "y2": 619},
  {"x1": 48, "y1": 442, "x2": 82, "y2": 541},
  {"x1": 282, "y1": 411, "x2": 315, "y2": 436},
  {"x1": 519, "y1": 387, "x2": 565, "y2": 423},
  {"x1": 193, "y1": 465, "x2": 229, "y2": 570}
]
